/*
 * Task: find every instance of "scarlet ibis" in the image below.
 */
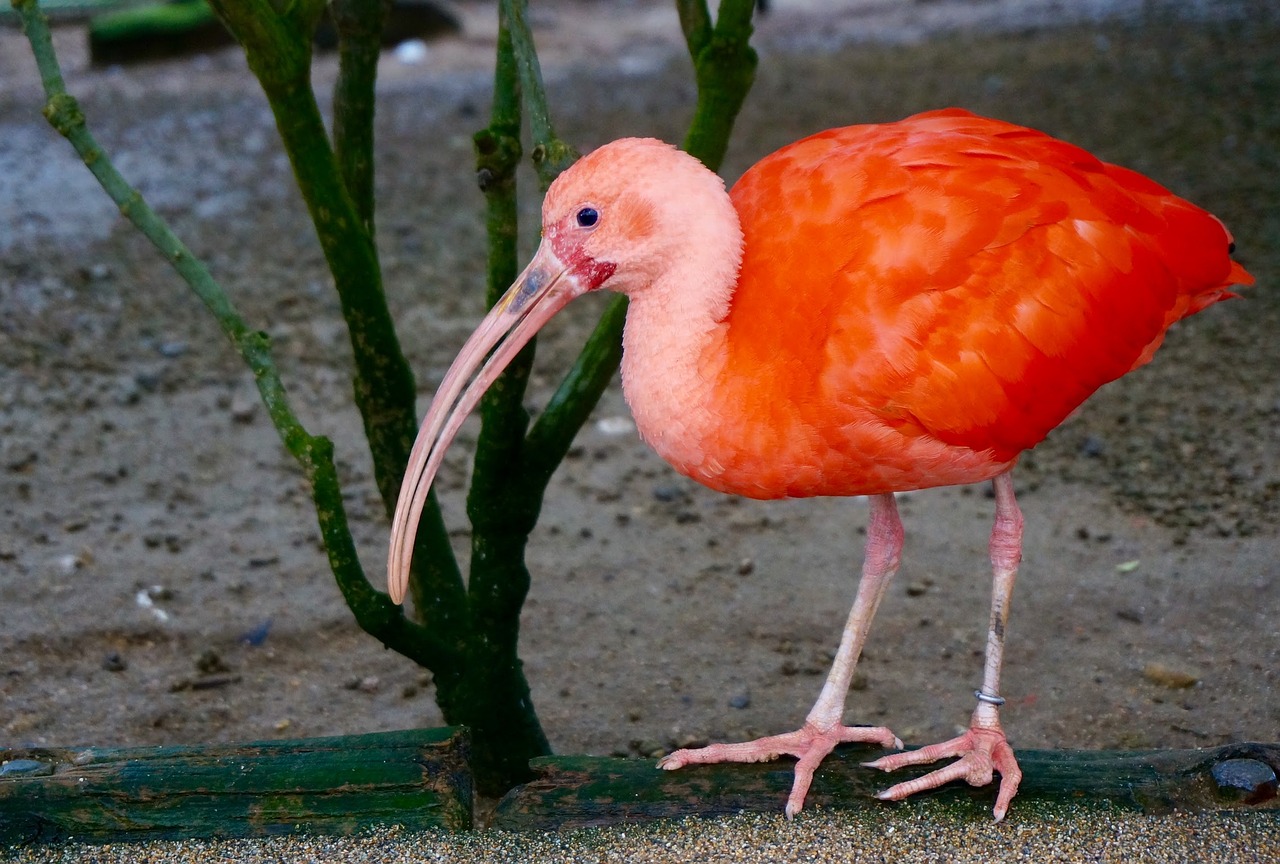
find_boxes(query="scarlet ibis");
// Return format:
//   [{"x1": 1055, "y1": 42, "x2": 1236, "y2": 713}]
[{"x1": 388, "y1": 109, "x2": 1252, "y2": 819}]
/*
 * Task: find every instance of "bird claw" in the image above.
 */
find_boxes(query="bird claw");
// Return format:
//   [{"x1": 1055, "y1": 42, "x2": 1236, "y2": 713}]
[
  {"x1": 658, "y1": 721, "x2": 902, "y2": 818},
  {"x1": 863, "y1": 725, "x2": 1022, "y2": 820}
]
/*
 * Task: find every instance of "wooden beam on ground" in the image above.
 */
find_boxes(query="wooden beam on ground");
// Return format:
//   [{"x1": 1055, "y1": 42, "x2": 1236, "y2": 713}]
[
  {"x1": 0, "y1": 727, "x2": 471, "y2": 844},
  {"x1": 87, "y1": 0, "x2": 233, "y2": 66},
  {"x1": 493, "y1": 741, "x2": 1280, "y2": 830}
]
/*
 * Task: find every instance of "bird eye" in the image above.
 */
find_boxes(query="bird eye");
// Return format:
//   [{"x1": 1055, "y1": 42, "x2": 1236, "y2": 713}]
[{"x1": 576, "y1": 207, "x2": 599, "y2": 228}]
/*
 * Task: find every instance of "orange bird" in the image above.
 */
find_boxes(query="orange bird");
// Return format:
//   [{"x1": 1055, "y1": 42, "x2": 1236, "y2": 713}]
[{"x1": 388, "y1": 109, "x2": 1252, "y2": 819}]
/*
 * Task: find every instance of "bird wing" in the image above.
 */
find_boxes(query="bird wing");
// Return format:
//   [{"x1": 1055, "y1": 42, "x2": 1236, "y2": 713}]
[{"x1": 726, "y1": 109, "x2": 1249, "y2": 475}]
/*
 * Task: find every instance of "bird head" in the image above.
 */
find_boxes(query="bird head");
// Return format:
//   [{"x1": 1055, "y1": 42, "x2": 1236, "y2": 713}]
[
  {"x1": 537, "y1": 137, "x2": 739, "y2": 298},
  {"x1": 386, "y1": 138, "x2": 738, "y2": 603}
]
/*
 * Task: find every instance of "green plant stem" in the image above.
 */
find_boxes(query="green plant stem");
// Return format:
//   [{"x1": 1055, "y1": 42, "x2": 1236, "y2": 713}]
[
  {"x1": 680, "y1": 0, "x2": 758, "y2": 170},
  {"x1": 11, "y1": 0, "x2": 455, "y2": 672},
  {"x1": 469, "y1": 5, "x2": 535, "y2": 551},
  {"x1": 208, "y1": 0, "x2": 423, "y2": 519},
  {"x1": 444, "y1": 0, "x2": 552, "y2": 793},
  {"x1": 330, "y1": 0, "x2": 388, "y2": 233},
  {"x1": 499, "y1": 0, "x2": 577, "y2": 187},
  {"x1": 208, "y1": 0, "x2": 469, "y2": 647}
]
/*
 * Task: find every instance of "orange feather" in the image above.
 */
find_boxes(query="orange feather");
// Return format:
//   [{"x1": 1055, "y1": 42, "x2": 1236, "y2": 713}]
[{"x1": 702, "y1": 108, "x2": 1251, "y2": 498}]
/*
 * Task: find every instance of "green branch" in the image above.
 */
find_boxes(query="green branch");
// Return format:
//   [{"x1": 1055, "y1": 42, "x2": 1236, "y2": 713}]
[
  {"x1": 681, "y1": 0, "x2": 758, "y2": 170},
  {"x1": 208, "y1": 0, "x2": 468, "y2": 643},
  {"x1": 330, "y1": 0, "x2": 388, "y2": 233},
  {"x1": 677, "y1": 0, "x2": 713, "y2": 56},
  {"x1": 209, "y1": 0, "x2": 421, "y2": 519},
  {"x1": 454, "y1": 0, "x2": 552, "y2": 792},
  {"x1": 11, "y1": 0, "x2": 455, "y2": 671},
  {"x1": 499, "y1": 0, "x2": 577, "y2": 187}
]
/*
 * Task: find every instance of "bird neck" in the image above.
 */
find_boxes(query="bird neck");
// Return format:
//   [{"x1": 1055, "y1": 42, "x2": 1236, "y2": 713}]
[{"x1": 618, "y1": 202, "x2": 742, "y2": 485}]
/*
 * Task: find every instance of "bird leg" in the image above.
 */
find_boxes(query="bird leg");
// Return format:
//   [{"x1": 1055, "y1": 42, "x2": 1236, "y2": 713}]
[
  {"x1": 658, "y1": 492, "x2": 906, "y2": 818},
  {"x1": 863, "y1": 470, "x2": 1025, "y2": 820}
]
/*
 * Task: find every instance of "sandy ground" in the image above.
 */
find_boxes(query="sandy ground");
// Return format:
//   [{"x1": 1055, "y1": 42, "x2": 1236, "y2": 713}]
[
  {"x1": 2, "y1": 809, "x2": 1280, "y2": 863},
  {"x1": 1, "y1": 0, "x2": 1278, "y2": 857}
]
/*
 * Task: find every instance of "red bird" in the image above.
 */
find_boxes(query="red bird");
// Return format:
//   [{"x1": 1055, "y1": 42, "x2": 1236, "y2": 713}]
[{"x1": 388, "y1": 109, "x2": 1252, "y2": 819}]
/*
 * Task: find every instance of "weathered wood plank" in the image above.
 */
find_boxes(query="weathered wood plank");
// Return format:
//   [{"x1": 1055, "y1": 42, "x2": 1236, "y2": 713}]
[
  {"x1": 0, "y1": 727, "x2": 471, "y2": 844},
  {"x1": 494, "y1": 741, "x2": 1280, "y2": 830}
]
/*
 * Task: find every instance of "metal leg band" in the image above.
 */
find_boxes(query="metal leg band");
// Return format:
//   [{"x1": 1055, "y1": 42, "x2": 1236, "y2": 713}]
[{"x1": 974, "y1": 689, "x2": 1006, "y2": 707}]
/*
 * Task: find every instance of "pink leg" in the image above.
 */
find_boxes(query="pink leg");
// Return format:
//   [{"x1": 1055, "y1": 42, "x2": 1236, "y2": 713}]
[
  {"x1": 659, "y1": 493, "x2": 905, "y2": 818},
  {"x1": 864, "y1": 470, "x2": 1025, "y2": 820}
]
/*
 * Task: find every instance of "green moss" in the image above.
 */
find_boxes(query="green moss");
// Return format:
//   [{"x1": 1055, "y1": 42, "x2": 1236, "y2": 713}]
[{"x1": 88, "y1": 0, "x2": 217, "y2": 41}]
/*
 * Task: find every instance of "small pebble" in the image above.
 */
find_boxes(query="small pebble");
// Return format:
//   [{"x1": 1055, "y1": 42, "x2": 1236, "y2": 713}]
[
  {"x1": 195, "y1": 650, "x2": 231, "y2": 675},
  {"x1": 394, "y1": 39, "x2": 430, "y2": 64},
  {"x1": 672, "y1": 731, "x2": 708, "y2": 750},
  {"x1": 1143, "y1": 661, "x2": 1199, "y2": 689},
  {"x1": 81, "y1": 262, "x2": 113, "y2": 281},
  {"x1": 135, "y1": 586, "x2": 172, "y2": 623},
  {"x1": 239, "y1": 619, "x2": 272, "y2": 646},
  {"x1": 230, "y1": 395, "x2": 258, "y2": 423},
  {"x1": 1211, "y1": 757, "x2": 1279, "y2": 804},
  {"x1": 652, "y1": 485, "x2": 684, "y2": 503},
  {"x1": 134, "y1": 370, "x2": 162, "y2": 392},
  {"x1": 633, "y1": 739, "x2": 664, "y2": 758},
  {"x1": 595, "y1": 416, "x2": 634, "y2": 436},
  {"x1": 3, "y1": 449, "x2": 37, "y2": 472},
  {"x1": 115, "y1": 378, "x2": 142, "y2": 405},
  {"x1": 349, "y1": 675, "x2": 381, "y2": 694}
]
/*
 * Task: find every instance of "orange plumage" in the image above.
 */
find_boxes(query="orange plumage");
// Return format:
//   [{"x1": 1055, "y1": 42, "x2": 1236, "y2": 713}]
[
  {"x1": 388, "y1": 108, "x2": 1253, "y2": 820},
  {"x1": 690, "y1": 109, "x2": 1249, "y2": 498}
]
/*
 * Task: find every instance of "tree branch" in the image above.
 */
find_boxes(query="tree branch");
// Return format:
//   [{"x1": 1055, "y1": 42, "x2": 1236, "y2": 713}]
[{"x1": 12, "y1": 0, "x2": 458, "y2": 670}]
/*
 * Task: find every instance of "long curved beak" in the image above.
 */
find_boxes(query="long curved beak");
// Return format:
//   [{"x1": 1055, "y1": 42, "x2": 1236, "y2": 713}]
[{"x1": 387, "y1": 243, "x2": 583, "y2": 604}]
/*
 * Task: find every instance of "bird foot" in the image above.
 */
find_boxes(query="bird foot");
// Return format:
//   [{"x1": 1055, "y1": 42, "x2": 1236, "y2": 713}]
[
  {"x1": 658, "y1": 721, "x2": 903, "y2": 818},
  {"x1": 862, "y1": 724, "x2": 1022, "y2": 820}
]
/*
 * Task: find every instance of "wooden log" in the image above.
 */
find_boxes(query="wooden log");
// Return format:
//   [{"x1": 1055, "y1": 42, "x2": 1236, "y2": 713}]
[
  {"x1": 0, "y1": 0, "x2": 156, "y2": 27},
  {"x1": 83, "y1": 0, "x2": 463, "y2": 67},
  {"x1": 87, "y1": 0, "x2": 234, "y2": 67},
  {"x1": 0, "y1": 727, "x2": 471, "y2": 844},
  {"x1": 494, "y1": 741, "x2": 1280, "y2": 830}
]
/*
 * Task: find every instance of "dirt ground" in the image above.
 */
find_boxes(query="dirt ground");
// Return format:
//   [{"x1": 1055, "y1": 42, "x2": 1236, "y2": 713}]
[{"x1": 0, "y1": 0, "x2": 1276, "y2": 801}]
